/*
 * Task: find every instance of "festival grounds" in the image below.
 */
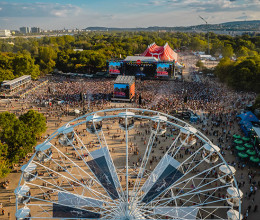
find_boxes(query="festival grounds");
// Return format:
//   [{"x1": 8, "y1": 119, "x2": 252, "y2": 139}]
[{"x1": 0, "y1": 56, "x2": 259, "y2": 220}]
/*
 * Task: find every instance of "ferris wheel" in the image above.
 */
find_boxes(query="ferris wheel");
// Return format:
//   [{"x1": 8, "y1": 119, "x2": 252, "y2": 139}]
[{"x1": 15, "y1": 108, "x2": 243, "y2": 220}]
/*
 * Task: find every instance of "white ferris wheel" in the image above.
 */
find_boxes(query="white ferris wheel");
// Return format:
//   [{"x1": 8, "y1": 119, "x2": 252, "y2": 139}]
[{"x1": 15, "y1": 108, "x2": 243, "y2": 220}]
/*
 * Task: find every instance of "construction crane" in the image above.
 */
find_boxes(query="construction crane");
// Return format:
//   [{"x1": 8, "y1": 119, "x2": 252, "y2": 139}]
[{"x1": 199, "y1": 15, "x2": 210, "y2": 55}]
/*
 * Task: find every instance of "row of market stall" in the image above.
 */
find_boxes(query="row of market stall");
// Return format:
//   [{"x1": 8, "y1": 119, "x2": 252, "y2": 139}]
[{"x1": 233, "y1": 134, "x2": 260, "y2": 166}]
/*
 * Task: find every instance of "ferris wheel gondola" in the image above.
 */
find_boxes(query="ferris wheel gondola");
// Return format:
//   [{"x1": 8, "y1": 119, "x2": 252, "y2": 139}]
[
  {"x1": 36, "y1": 142, "x2": 52, "y2": 162},
  {"x1": 21, "y1": 163, "x2": 38, "y2": 182},
  {"x1": 202, "y1": 144, "x2": 220, "y2": 163},
  {"x1": 219, "y1": 165, "x2": 236, "y2": 184},
  {"x1": 58, "y1": 125, "x2": 75, "y2": 146},
  {"x1": 15, "y1": 185, "x2": 31, "y2": 204},
  {"x1": 16, "y1": 206, "x2": 31, "y2": 220}
]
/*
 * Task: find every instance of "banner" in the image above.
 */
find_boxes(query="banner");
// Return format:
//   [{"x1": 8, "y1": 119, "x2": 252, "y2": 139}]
[
  {"x1": 142, "y1": 164, "x2": 183, "y2": 203},
  {"x1": 53, "y1": 204, "x2": 100, "y2": 218},
  {"x1": 156, "y1": 63, "x2": 170, "y2": 76},
  {"x1": 109, "y1": 62, "x2": 121, "y2": 74},
  {"x1": 87, "y1": 155, "x2": 119, "y2": 199}
]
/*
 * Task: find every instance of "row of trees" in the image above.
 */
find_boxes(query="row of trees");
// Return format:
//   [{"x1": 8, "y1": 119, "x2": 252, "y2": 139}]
[
  {"x1": 0, "y1": 32, "x2": 259, "y2": 74},
  {"x1": 0, "y1": 110, "x2": 46, "y2": 177},
  {"x1": 0, "y1": 51, "x2": 40, "y2": 81},
  {"x1": 214, "y1": 55, "x2": 260, "y2": 93}
]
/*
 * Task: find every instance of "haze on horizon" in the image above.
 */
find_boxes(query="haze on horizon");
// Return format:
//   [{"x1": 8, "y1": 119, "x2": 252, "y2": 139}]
[{"x1": 0, "y1": 0, "x2": 260, "y2": 30}]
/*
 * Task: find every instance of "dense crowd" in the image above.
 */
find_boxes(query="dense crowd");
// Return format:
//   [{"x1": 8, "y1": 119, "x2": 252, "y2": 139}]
[{"x1": 20, "y1": 74, "x2": 256, "y2": 115}]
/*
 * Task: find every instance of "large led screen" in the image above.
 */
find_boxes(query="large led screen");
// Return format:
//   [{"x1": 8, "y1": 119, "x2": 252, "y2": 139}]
[
  {"x1": 109, "y1": 62, "x2": 121, "y2": 74},
  {"x1": 156, "y1": 63, "x2": 170, "y2": 76},
  {"x1": 114, "y1": 84, "x2": 129, "y2": 99}
]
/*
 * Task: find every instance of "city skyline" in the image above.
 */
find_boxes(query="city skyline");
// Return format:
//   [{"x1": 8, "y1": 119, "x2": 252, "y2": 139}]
[{"x1": 0, "y1": 0, "x2": 260, "y2": 29}]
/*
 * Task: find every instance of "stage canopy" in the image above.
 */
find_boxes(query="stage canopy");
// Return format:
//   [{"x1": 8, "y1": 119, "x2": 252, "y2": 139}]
[
  {"x1": 124, "y1": 56, "x2": 158, "y2": 62},
  {"x1": 142, "y1": 42, "x2": 178, "y2": 62}
]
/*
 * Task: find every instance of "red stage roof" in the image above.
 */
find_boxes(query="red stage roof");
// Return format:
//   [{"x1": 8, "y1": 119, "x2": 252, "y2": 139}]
[{"x1": 142, "y1": 42, "x2": 178, "y2": 62}]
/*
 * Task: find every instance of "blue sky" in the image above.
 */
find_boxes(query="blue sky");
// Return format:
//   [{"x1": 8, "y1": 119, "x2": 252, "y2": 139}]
[{"x1": 0, "y1": 0, "x2": 259, "y2": 29}]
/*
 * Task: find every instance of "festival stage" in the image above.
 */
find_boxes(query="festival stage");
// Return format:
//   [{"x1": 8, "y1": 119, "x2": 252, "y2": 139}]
[{"x1": 108, "y1": 43, "x2": 183, "y2": 79}]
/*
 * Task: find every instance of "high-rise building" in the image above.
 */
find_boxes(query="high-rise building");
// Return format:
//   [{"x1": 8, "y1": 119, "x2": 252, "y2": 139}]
[
  {"x1": 0, "y1": 30, "x2": 11, "y2": 37},
  {"x1": 20, "y1": 27, "x2": 30, "y2": 34},
  {"x1": 31, "y1": 27, "x2": 41, "y2": 33}
]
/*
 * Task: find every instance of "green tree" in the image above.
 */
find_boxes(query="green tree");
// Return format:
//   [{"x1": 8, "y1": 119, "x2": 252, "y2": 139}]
[
  {"x1": 0, "y1": 68, "x2": 14, "y2": 82},
  {"x1": 214, "y1": 55, "x2": 260, "y2": 92},
  {"x1": 0, "y1": 111, "x2": 46, "y2": 165},
  {"x1": 190, "y1": 37, "x2": 207, "y2": 51},
  {"x1": 12, "y1": 53, "x2": 40, "y2": 79},
  {"x1": 0, "y1": 142, "x2": 11, "y2": 178},
  {"x1": 222, "y1": 44, "x2": 234, "y2": 58},
  {"x1": 19, "y1": 110, "x2": 47, "y2": 137},
  {"x1": 38, "y1": 46, "x2": 57, "y2": 74}
]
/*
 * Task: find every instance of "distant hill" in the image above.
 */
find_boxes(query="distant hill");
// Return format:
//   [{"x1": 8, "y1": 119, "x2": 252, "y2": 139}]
[
  {"x1": 217, "y1": 20, "x2": 260, "y2": 31},
  {"x1": 221, "y1": 20, "x2": 260, "y2": 25},
  {"x1": 85, "y1": 20, "x2": 260, "y2": 32}
]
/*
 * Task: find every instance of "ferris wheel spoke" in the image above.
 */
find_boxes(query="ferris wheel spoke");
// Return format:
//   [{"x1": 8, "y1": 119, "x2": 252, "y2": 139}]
[
  {"x1": 174, "y1": 165, "x2": 233, "y2": 203},
  {"x1": 131, "y1": 134, "x2": 182, "y2": 211},
  {"x1": 171, "y1": 161, "x2": 224, "y2": 191},
  {"x1": 166, "y1": 132, "x2": 181, "y2": 156},
  {"x1": 98, "y1": 129, "x2": 125, "y2": 202},
  {"x1": 26, "y1": 181, "x2": 116, "y2": 213},
  {"x1": 27, "y1": 192, "x2": 119, "y2": 219},
  {"x1": 178, "y1": 185, "x2": 221, "y2": 207},
  {"x1": 180, "y1": 175, "x2": 222, "y2": 205},
  {"x1": 27, "y1": 197, "x2": 103, "y2": 219},
  {"x1": 170, "y1": 151, "x2": 221, "y2": 189},
  {"x1": 195, "y1": 190, "x2": 226, "y2": 207},
  {"x1": 129, "y1": 124, "x2": 159, "y2": 209},
  {"x1": 168, "y1": 132, "x2": 188, "y2": 158},
  {"x1": 138, "y1": 205, "x2": 199, "y2": 220},
  {"x1": 136, "y1": 146, "x2": 204, "y2": 206},
  {"x1": 198, "y1": 207, "x2": 224, "y2": 220},
  {"x1": 66, "y1": 131, "x2": 122, "y2": 201},
  {"x1": 173, "y1": 163, "x2": 220, "y2": 200},
  {"x1": 137, "y1": 161, "x2": 224, "y2": 213},
  {"x1": 175, "y1": 144, "x2": 204, "y2": 171},
  {"x1": 32, "y1": 160, "x2": 117, "y2": 205},
  {"x1": 142, "y1": 182, "x2": 230, "y2": 213},
  {"x1": 174, "y1": 184, "x2": 230, "y2": 205},
  {"x1": 49, "y1": 141, "x2": 107, "y2": 190}
]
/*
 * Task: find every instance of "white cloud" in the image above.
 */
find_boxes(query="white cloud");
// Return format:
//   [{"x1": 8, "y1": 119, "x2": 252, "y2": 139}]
[
  {"x1": 130, "y1": 0, "x2": 260, "y2": 13},
  {"x1": 0, "y1": 2, "x2": 82, "y2": 17}
]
